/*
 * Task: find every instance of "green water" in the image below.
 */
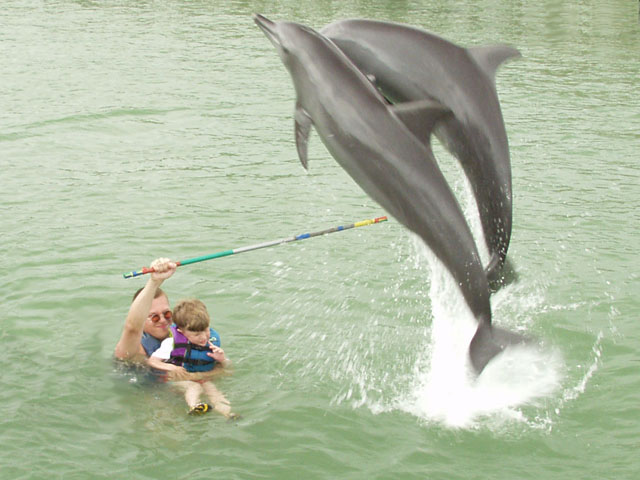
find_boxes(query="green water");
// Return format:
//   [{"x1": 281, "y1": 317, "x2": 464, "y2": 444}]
[{"x1": 2, "y1": 1, "x2": 639, "y2": 479}]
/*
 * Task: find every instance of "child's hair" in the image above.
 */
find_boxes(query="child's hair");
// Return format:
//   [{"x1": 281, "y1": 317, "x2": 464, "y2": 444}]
[{"x1": 172, "y1": 299, "x2": 211, "y2": 332}]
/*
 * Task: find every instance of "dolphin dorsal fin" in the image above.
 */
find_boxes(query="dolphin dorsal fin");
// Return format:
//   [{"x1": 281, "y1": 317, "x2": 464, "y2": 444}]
[
  {"x1": 468, "y1": 45, "x2": 521, "y2": 82},
  {"x1": 390, "y1": 99, "x2": 451, "y2": 146},
  {"x1": 295, "y1": 102, "x2": 313, "y2": 170}
]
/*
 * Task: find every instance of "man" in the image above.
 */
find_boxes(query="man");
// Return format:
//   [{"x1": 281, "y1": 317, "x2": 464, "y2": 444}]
[{"x1": 115, "y1": 257, "x2": 177, "y2": 362}]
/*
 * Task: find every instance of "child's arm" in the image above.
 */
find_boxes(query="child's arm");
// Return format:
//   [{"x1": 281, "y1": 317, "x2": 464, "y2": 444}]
[{"x1": 208, "y1": 342, "x2": 232, "y2": 368}]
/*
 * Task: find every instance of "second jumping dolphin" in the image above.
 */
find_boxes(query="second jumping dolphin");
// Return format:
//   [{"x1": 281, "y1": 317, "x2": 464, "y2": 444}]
[{"x1": 322, "y1": 19, "x2": 520, "y2": 286}]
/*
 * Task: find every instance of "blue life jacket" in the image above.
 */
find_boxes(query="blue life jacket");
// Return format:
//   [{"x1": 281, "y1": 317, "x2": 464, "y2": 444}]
[
  {"x1": 141, "y1": 332, "x2": 162, "y2": 356},
  {"x1": 168, "y1": 325, "x2": 221, "y2": 372}
]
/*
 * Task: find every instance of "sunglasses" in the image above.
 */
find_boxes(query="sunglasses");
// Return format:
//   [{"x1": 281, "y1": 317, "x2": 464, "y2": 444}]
[{"x1": 149, "y1": 310, "x2": 172, "y2": 323}]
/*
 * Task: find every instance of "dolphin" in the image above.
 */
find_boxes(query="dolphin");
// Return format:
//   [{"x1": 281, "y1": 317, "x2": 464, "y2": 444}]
[
  {"x1": 253, "y1": 14, "x2": 526, "y2": 373},
  {"x1": 321, "y1": 19, "x2": 520, "y2": 287}
]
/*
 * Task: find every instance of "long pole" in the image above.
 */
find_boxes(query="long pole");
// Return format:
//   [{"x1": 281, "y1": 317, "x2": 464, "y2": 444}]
[{"x1": 123, "y1": 216, "x2": 388, "y2": 278}]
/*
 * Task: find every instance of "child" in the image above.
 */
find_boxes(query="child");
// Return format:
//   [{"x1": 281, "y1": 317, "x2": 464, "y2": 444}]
[{"x1": 148, "y1": 298, "x2": 237, "y2": 418}]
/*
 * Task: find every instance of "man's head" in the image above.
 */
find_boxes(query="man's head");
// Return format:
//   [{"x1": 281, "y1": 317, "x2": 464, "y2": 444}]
[
  {"x1": 173, "y1": 299, "x2": 212, "y2": 346},
  {"x1": 133, "y1": 287, "x2": 172, "y2": 340}
]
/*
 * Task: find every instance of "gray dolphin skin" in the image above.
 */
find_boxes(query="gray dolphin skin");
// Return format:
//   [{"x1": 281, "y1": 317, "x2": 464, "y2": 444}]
[
  {"x1": 321, "y1": 19, "x2": 520, "y2": 285},
  {"x1": 253, "y1": 14, "x2": 525, "y2": 373}
]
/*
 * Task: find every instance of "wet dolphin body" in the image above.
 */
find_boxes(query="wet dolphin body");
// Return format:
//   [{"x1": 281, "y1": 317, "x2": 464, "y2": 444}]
[
  {"x1": 321, "y1": 19, "x2": 520, "y2": 286},
  {"x1": 253, "y1": 14, "x2": 525, "y2": 373}
]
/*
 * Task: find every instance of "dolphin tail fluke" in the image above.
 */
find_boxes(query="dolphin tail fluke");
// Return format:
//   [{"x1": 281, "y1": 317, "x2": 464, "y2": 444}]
[{"x1": 469, "y1": 322, "x2": 528, "y2": 374}]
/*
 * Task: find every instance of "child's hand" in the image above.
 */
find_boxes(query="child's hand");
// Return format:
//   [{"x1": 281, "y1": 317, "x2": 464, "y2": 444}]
[{"x1": 208, "y1": 342, "x2": 227, "y2": 363}]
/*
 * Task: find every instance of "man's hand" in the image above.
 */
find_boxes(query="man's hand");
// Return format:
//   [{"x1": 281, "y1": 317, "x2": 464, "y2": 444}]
[
  {"x1": 149, "y1": 258, "x2": 177, "y2": 282},
  {"x1": 184, "y1": 365, "x2": 232, "y2": 382},
  {"x1": 165, "y1": 366, "x2": 190, "y2": 382}
]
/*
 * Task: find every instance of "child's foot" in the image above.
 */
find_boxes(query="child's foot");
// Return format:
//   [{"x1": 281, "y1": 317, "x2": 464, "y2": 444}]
[
  {"x1": 226, "y1": 412, "x2": 242, "y2": 421},
  {"x1": 188, "y1": 403, "x2": 211, "y2": 416}
]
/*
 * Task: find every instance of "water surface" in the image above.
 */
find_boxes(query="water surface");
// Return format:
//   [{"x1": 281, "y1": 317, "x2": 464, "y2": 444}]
[{"x1": 1, "y1": 1, "x2": 638, "y2": 479}]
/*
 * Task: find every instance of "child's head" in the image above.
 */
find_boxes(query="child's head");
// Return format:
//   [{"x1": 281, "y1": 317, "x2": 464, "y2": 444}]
[{"x1": 172, "y1": 298, "x2": 211, "y2": 332}]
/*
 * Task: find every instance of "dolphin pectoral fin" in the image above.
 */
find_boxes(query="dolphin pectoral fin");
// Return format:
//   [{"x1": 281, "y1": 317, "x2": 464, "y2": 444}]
[
  {"x1": 390, "y1": 99, "x2": 451, "y2": 146},
  {"x1": 295, "y1": 103, "x2": 312, "y2": 170},
  {"x1": 467, "y1": 45, "x2": 521, "y2": 82},
  {"x1": 468, "y1": 322, "x2": 529, "y2": 374}
]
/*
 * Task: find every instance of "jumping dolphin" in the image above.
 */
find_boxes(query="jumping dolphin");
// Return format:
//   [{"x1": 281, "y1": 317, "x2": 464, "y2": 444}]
[
  {"x1": 321, "y1": 19, "x2": 520, "y2": 286},
  {"x1": 253, "y1": 14, "x2": 526, "y2": 373}
]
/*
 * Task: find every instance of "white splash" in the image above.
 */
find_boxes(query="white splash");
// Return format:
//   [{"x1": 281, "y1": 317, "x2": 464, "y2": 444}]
[
  {"x1": 397, "y1": 238, "x2": 563, "y2": 429},
  {"x1": 561, "y1": 331, "x2": 602, "y2": 404}
]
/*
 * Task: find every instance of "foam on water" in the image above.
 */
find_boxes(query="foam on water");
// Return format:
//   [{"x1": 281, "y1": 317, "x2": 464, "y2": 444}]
[{"x1": 393, "y1": 238, "x2": 564, "y2": 429}]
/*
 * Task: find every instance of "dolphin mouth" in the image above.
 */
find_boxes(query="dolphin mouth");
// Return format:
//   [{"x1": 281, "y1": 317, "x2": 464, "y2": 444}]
[{"x1": 253, "y1": 14, "x2": 281, "y2": 47}]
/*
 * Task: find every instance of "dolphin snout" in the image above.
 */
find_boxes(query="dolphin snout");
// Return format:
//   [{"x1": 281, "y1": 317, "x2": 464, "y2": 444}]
[
  {"x1": 253, "y1": 14, "x2": 281, "y2": 48},
  {"x1": 253, "y1": 14, "x2": 277, "y2": 39},
  {"x1": 253, "y1": 13, "x2": 274, "y2": 27}
]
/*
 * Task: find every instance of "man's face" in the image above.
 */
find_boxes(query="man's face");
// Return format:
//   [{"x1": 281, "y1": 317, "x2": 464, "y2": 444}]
[{"x1": 143, "y1": 295, "x2": 172, "y2": 340}]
